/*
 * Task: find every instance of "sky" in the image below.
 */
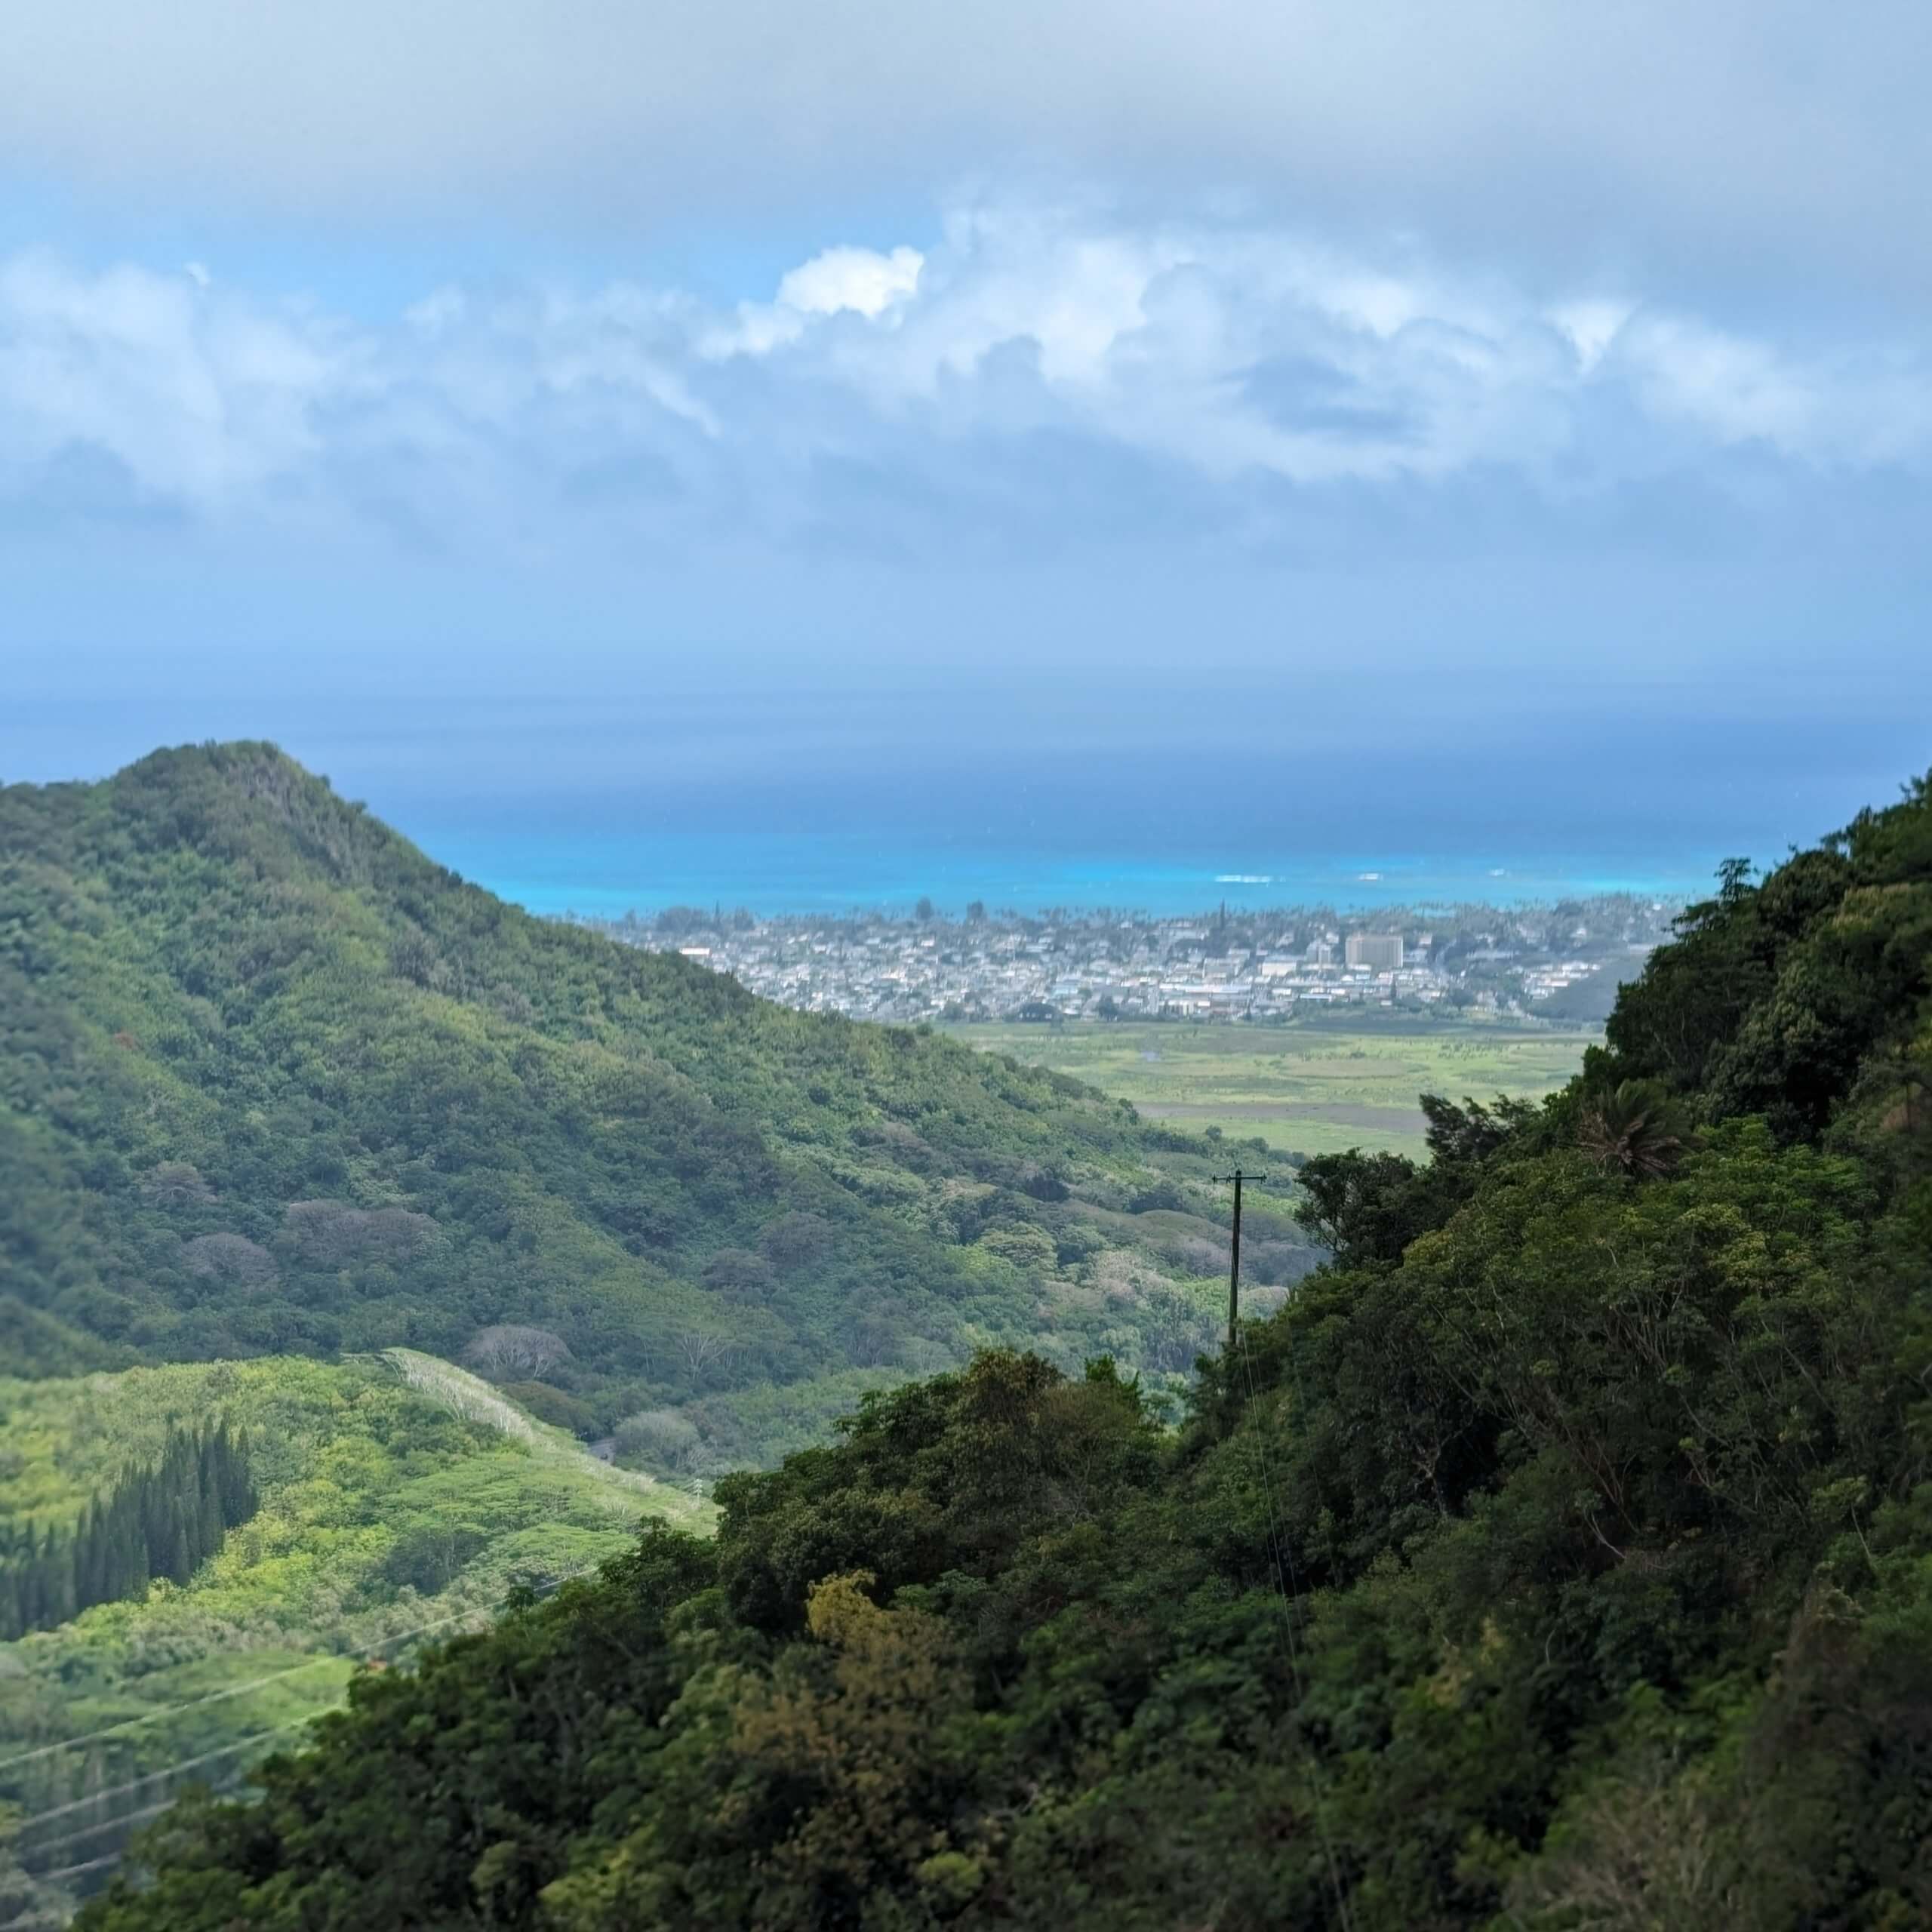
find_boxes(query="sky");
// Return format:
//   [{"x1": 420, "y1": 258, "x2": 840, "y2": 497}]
[{"x1": 2, "y1": 0, "x2": 1927, "y2": 844}]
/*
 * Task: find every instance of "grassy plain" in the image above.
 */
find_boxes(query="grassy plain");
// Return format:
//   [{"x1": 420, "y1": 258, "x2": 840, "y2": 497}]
[{"x1": 954, "y1": 1015, "x2": 1601, "y2": 1158}]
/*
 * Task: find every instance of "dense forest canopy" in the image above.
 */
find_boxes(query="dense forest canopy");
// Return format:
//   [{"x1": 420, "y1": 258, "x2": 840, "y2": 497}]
[
  {"x1": 0, "y1": 1421, "x2": 257, "y2": 1641},
  {"x1": 64, "y1": 773, "x2": 1932, "y2": 1928},
  {"x1": 0, "y1": 743, "x2": 1307, "y2": 1466}
]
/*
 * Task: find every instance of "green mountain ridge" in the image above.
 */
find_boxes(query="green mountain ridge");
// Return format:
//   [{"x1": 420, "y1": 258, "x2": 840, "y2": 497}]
[
  {"x1": 1, "y1": 742, "x2": 1293, "y2": 1462},
  {"x1": 67, "y1": 769, "x2": 1932, "y2": 1931}
]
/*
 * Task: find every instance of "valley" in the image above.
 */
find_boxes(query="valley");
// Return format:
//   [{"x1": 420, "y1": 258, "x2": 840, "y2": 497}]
[
  {"x1": 953, "y1": 1014, "x2": 1600, "y2": 1156},
  {"x1": 0, "y1": 743, "x2": 1298, "y2": 1909},
  {"x1": 6, "y1": 745, "x2": 1930, "y2": 1927}
]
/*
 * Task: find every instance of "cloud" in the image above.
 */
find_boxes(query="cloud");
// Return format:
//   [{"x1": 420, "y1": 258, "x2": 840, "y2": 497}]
[
  {"x1": 779, "y1": 246, "x2": 924, "y2": 320},
  {"x1": 2, "y1": 0, "x2": 1928, "y2": 309},
  {"x1": 0, "y1": 251, "x2": 350, "y2": 512},
  {"x1": 706, "y1": 245, "x2": 924, "y2": 357},
  {"x1": 2, "y1": 199, "x2": 1928, "y2": 561}
]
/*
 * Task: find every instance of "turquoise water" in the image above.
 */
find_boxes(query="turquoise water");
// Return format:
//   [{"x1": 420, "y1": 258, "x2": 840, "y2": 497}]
[
  {"x1": 425, "y1": 825, "x2": 1715, "y2": 918},
  {"x1": 9, "y1": 691, "x2": 1918, "y2": 919},
  {"x1": 381, "y1": 700, "x2": 1872, "y2": 915}
]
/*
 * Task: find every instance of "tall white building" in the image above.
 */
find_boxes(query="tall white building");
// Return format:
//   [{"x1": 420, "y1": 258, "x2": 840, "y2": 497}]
[{"x1": 1345, "y1": 932, "x2": 1404, "y2": 971}]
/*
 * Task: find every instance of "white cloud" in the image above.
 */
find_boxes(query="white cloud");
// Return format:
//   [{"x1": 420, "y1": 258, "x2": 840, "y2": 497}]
[
  {"x1": 778, "y1": 245, "x2": 923, "y2": 319},
  {"x1": 2, "y1": 200, "x2": 1927, "y2": 549},
  {"x1": 0, "y1": 251, "x2": 349, "y2": 508},
  {"x1": 708, "y1": 245, "x2": 923, "y2": 358}
]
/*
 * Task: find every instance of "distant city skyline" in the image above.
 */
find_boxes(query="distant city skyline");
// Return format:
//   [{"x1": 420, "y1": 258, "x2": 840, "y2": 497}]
[{"x1": 581, "y1": 894, "x2": 1673, "y2": 1029}]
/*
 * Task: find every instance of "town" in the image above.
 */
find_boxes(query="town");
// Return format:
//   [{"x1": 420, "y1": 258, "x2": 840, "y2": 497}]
[{"x1": 578, "y1": 894, "x2": 1683, "y2": 1028}]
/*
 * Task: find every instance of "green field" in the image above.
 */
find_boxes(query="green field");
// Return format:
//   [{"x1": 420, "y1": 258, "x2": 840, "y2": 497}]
[{"x1": 953, "y1": 1016, "x2": 1601, "y2": 1158}]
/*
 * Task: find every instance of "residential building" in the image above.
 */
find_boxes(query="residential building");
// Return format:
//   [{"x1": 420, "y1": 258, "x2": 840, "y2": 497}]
[{"x1": 1345, "y1": 933, "x2": 1404, "y2": 971}]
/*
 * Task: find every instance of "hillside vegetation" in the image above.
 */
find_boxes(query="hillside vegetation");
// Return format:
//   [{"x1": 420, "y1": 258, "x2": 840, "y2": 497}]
[
  {"x1": 0, "y1": 743, "x2": 1306, "y2": 1463},
  {"x1": 0, "y1": 1354, "x2": 702, "y2": 1916},
  {"x1": 72, "y1": 771, "x2": 1932, "y2": 1930},
  {"x1": 0, "y1": 1420, "x2": 258, "y2": 1640}
]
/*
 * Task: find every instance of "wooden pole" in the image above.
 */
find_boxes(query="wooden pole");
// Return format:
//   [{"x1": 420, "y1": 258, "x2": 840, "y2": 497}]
[
  {"x1": 1228, "y1": 1170, "x2": 1243, "y2": 1350},
  {"x1": 1214, "y1": 1168, "x2": 1266, "y2": 1351}
]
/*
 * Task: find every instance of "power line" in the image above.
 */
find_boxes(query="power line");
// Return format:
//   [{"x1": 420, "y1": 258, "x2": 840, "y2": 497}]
[
  {"x1": 0, "y1": 1657, "x2": 346, "y2": 1780},
  {"x1": 0, "y1": 1588, "x2": 539, "y2": 1778},
  {"x1": 17, "y1": 1850, "x2": 125, "y2": 1889},
  {"x1": 1, "y1": 1562, "x2": 605, "y2": 1900},
  {"x1": 15, "y1": 1710, "x2": 328, "y2": 1841},
  {"x1": 17, "y1": 1796, "x2": 180, "y2": 1863}
]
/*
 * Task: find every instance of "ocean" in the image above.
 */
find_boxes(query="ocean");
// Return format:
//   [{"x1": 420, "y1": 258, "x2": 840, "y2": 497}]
[{"x1": 8, "y1": 689, "x2": 1921, "y2": 919}]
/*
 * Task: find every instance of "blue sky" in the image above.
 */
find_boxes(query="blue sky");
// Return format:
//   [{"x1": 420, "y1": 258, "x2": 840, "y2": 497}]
[{"x1": 2, "y1": 0, "x2": 1927, "y2": 816}]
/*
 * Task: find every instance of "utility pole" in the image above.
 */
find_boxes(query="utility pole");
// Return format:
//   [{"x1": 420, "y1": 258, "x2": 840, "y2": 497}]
[{"x1": 1212, "y1": 1167, "x2": 1266, "y2": 1351}]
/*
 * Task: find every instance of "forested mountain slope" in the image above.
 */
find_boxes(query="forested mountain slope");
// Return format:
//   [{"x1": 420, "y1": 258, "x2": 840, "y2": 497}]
[
  {"x1": 0, "y1": 1353, "x2": 705, "y2": 1921},
  {"x1": 0, "y1": 743, "x2": 1300, "y2": 1461},
  {"x1": 78, "y1": 772, "x2": 1932, "y2": 1931}
]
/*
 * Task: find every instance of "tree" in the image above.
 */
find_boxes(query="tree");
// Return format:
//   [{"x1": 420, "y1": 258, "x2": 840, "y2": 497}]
[
  {"x1": 140, "y1": 1161, "x2": 215, "y2": 1206},
  {"x1": 0, "y1": 1423, "x2": 257, "y2": 1638},
  {"x1": 282, "y1": 1200, "x2": 438, "y2": 1265},
  {"x1": 758, "y1": 1212, "x2": 833, "y2": 1272},
  {"x1": 701, "y1": 1247, "x2": 777, "y2": 1301},
  {"x1": 181, "y1": 1233, "x2": 278, "y2": 1292},
  {"x1": 460, "y1": 1325, "x2": 571, "y2": 1378},
  {"x1": 613, "y1": 1408, "x2": 703, "y2": 1471},
  {"x1": 1577, "y1": 1078, "x2": 1684, "y2": 1178},
  {"x1": 672, "y1": 1330, "x2": 740, "y2": 1382}
]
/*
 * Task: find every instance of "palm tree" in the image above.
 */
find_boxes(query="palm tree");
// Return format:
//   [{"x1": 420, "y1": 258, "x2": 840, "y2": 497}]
[{"x1": 1579, "y1": 1079, "x2": 1684, "y2": 1180}]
